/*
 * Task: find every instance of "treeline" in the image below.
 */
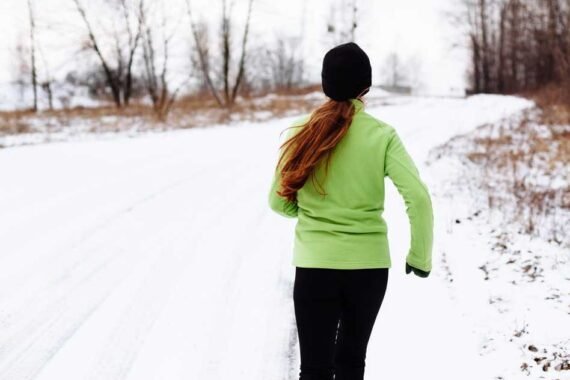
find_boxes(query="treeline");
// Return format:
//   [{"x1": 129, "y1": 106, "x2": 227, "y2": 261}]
[
  {"x1": 18, "y1": 0, "x2": 361, "y2": 119},
  {"x1": 461, "y1": 0, "x2": 570, "y2": 98}
]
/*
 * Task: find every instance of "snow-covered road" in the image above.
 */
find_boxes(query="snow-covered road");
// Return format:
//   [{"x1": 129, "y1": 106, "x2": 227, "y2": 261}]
[{"x1": 0, "y1": 95, "x2": 533, "y2": 380}]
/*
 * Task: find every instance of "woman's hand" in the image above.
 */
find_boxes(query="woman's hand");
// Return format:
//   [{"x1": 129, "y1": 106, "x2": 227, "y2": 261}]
[{"x1": 405, "y1": 262, "x2": 430, "y2": 278}]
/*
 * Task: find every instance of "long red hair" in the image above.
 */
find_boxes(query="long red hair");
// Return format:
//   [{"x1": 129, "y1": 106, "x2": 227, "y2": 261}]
[{"x1": 274, "y1": 99, "x2": 357, "y2": 203}]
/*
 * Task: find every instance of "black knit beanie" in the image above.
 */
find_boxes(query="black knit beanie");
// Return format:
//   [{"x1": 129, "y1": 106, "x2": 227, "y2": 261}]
[{"x1": 321, "y1": 42, "x2": 372, "y2": 101}]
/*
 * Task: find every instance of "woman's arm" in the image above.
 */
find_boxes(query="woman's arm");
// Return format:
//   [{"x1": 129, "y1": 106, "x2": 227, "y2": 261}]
[
  {"x1": 268, "y1": 168, "x2": 299, "y2": 218},
  {"x1": 267, "y1": 125, "x2": 303, "y2": 218},
  {"x1": 384, "y1": 128, "x2": 434, "y2": 273}
]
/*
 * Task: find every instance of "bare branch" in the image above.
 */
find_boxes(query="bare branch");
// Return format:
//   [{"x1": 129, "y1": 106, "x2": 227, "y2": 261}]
[
  {"x1": 27, "y1": 0, "x2": 38, "y2": 111},
  {"x1": 185, "y1": 0, "x2": 223, "y2": 106},
  {"x1": 72, "y1": 0, "x2": 122, "y2": 107},
  {"x1": 230, "y1": 0, "x2": 254, "y2": 105}
]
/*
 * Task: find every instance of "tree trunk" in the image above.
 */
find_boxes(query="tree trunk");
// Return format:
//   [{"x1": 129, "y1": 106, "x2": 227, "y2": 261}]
[
  {"x1": 498, "y1": 3, "x2": 507, "y2": 92},
  {"x1": 471, "y1": 34, "x2": 482, "y2": 93},
  {"x1": 27, "y1": 0, "x2": 38, "y2": 111},
  {"x1": 73, "y1": 0, "x2": 127, "y2": 108},
  {"x1": 186, "y1": 0, "x2": 224, "y2": 107},
  {"x1": 221, "y1": 0, "x2": 231, "y2": 106},
  {"x1": 479, "y1": 0, "x2": 491, "y2": 92},
  {"x1": 230, "y1": 0, "x2": 254, "y2": 106}
]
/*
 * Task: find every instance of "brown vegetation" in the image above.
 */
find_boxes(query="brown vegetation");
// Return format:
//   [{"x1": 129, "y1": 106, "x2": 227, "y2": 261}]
[
  {"x1": 433, "y1": 94, "x2": 570, "y2": 247},
  {"x1": 0, "y1": 85, "x2": 324, "y2": 139},
  {"x1": 452, "y1": 0, "x2": 570, "y2": 245},
  {"x1": 523, "y1": 84, "x2": 570, "y2": 125}
]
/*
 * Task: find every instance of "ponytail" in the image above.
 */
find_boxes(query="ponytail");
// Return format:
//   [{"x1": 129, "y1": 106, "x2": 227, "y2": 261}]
[{"x1": 275, "y1": 99, "x2": 356, "y2": 203}]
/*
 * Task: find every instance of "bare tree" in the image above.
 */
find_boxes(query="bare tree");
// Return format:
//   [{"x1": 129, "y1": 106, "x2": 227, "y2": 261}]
[
  {"x1": 188, "y1": 19, "x2": 212, "y2": 95},
  {"x1": 458, "y1": 0, "x2": 570, "y2": 98},
  {"x1": 479, "y1": 0, "x2": 491, "y2": 92},
  {"x1": 230, "y1": 0, "x2": 254, "y2": 105},
  {"x1": 140, "y1": 1, "x2": 189, "y2": 119},
  {"x1": 72, "y1": 0, "x2": 144, "y2": 108},
  {"x1": 272, "y1": 37, "x2": 304, "y2": 90},
  {"x1": 253, "y1": 35, "x2": 305, "y2": 91},
  {"x1": 186, "y1": 0, "x2": 254, "y2": 108},
  {"x1": 119, "y1": 0, "x2": 145, "y2": 106},
  {"x1": 27, "y1": 0, "x2": 38, "y2": 111},
  {"x1": 186, "y1": 1, "x2": 222, "y2": 106}
]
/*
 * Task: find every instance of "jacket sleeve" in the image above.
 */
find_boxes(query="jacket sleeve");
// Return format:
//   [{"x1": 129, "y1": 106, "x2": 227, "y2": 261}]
[
  {"x1": 384, "y1": 128, "x2": 434, "y2": 272},
  {"x1": 268, "y1": 167, "x2": 299, "y2": 218},
  {"x1": 267, "y1": 126, "x2": 300, "y2": 218}
]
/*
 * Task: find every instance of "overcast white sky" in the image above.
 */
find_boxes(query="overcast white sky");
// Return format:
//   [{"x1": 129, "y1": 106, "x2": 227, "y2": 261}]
[{"x1": 0, "y1": 0, "x2": 468, "y2": 95}]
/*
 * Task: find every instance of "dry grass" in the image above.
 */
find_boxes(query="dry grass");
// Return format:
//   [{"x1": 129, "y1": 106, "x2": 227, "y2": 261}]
[
  {"x1": 522, "y1": 84, "x2": 570, "y2": 125},
  {"x1": 432, "y1": 94, "x2": 570, "y2": 247},
  {"x1": 0, "y1": 84, "x2": 325, "y2": 139}
]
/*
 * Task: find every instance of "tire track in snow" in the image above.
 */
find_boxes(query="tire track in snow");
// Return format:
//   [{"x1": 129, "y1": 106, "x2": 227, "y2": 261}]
[
  {"x1": 0, "y1": 159, "x2": 212, "y2": 322},
  {"x1": 0, "y1": 158, "x2": 210, "y2": 302},
  {"x1": 253, "y1": 212, "x2": 299, "y2": 380},
  {"x1": 0, "y1": 163, "x2": 230, "y2": 380},
  {"x1": 285, "y1": 315, "x2": 299, "y2": 380},
  {"x1": 206, "y1": 144, "x2": 300, "y2": 380},
  {"x1": 0, "y1": 169, "x2": 205, "y2": 365},
  {"x1": 188, "y1": 165, "x2": 270, "y2": 380},
  {"x1": 85, "y1": 164, "x2": 253, "y2": 380}
]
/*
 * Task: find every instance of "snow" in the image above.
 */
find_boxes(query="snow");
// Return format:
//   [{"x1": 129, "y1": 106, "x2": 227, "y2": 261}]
[
  {"x1": 1, "y1": 93, "x2": 565, "y2": 380},
  {"x1": 426, "y1": 110, "x2": 570, "y2": 378}
]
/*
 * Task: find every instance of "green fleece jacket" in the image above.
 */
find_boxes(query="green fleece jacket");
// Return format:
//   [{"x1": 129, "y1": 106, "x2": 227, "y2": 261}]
[{"x1": 268, "y1": 98, "x2": 433, "y2": 272}]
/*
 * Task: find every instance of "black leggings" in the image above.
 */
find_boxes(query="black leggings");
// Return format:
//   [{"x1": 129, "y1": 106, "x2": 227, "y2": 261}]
[{"x1": 293, "y1": 267, "x2": 389, "y2": 380}]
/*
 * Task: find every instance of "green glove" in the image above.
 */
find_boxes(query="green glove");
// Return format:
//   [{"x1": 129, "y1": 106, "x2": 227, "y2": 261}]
[{"x1": 405, "y1": 262, "x2": 430, "y2": 278}]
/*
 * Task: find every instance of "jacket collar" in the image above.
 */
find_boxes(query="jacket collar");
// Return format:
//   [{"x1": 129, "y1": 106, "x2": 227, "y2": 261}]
[{"x1": 349, "y1": 98, "x2": 365, "y2": 113}]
